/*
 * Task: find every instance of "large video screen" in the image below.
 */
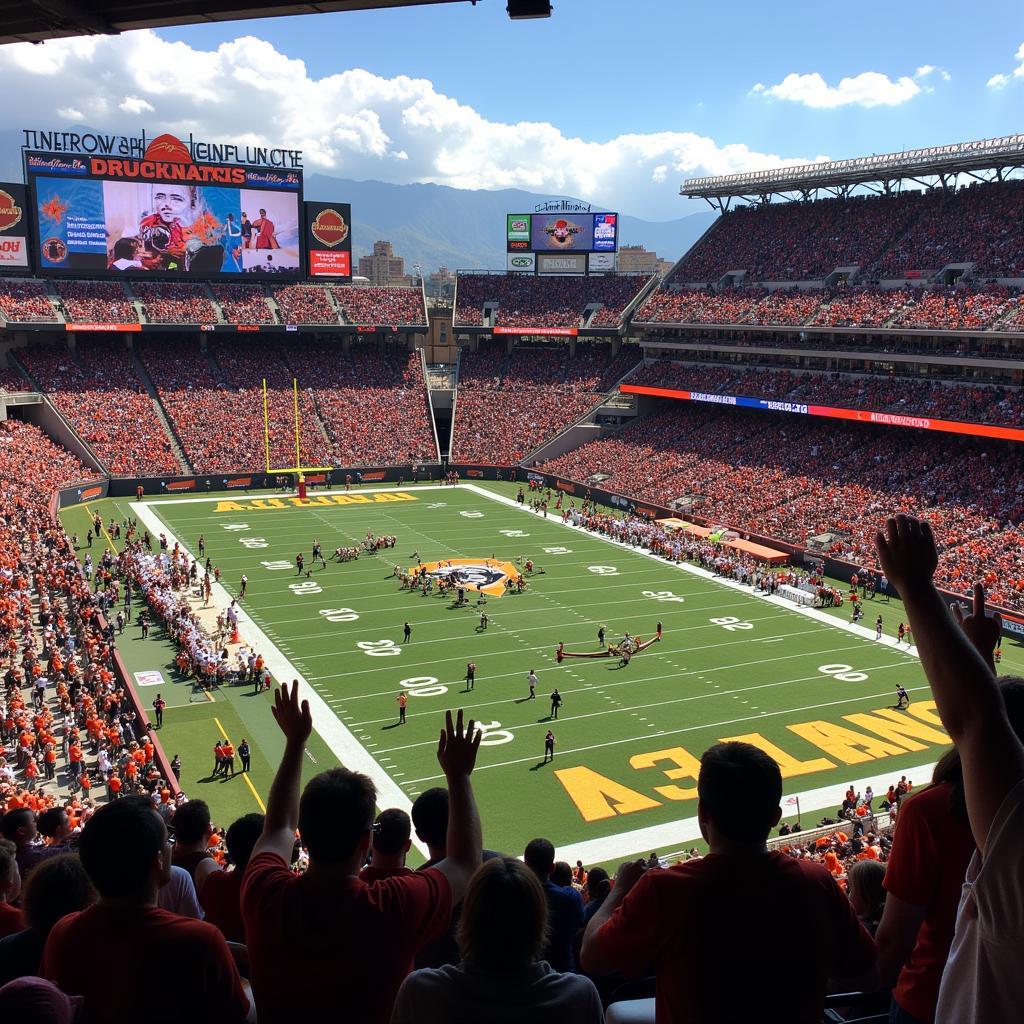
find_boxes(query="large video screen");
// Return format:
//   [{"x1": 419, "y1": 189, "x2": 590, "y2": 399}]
[
  {"x1": 27, "y1": 152, "x2": 302, "y2": 278},
  {"x1": 528, "y1": 211, "x2": 618, "y2": 253}
]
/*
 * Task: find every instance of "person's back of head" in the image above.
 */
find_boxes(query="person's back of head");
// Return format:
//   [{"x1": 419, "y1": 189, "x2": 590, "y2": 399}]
[
  {"x1": 550, "y1": 861, "x2": 573, "y2": 887},
  {"x1": 224, "y1": 813, "x2": 264, "y2": 872},
  {"x1": 298, "y1": 767, "x2": 376, "y2": 864},
  {"x1": 523, "y1": 837, "x2": 555, "y2": 880},
  {"x1": 0, "y1": 840, "x2": 16, "y2": 900},
  {"x1": 371, "y1": 808, "x2": 411, "y2": 857},
  {"x1": 0, "y1": 809, "x2": 34, "y2": 846},
  {"x1": 411, "y1": 787, "x2": 448, "y2": 853},
  {"x1": 36, "y1": 809, "x2": 70, "y2": 844},
  {"x1": 79, "y1": 796, "x2": 168, "y2": 900},
  {"x1": 0, "y1": 977, "x2": 81, "y2": 1024},
  {"x1": 457, "y1": 858, "x2": 549, "y2": 970},
  {"x1": 171, "y1": 800, "x2": 211, "y2": 846},
  {"x1": 585, "y1": 867, "x2": 610, "y2": 903},
  {"x1": 22, "y1": 854, "x2": 96, "y2": 935},
  {"x1": 846, "y1": 858, "x2": 885, "y2": 929},
  {"x1": 698, "y1": 741, "x2": 783, "y2": 846}
]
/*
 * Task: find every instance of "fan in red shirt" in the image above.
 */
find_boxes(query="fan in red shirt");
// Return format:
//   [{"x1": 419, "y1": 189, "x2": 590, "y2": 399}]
[
  {"x1": 41, "y1": 797, "x2": 248, "y2": 1024},
  {"x1": 582, "y1": 742, "x2": 877, "y2": 1024},
  {"x1": 198, "y1": 812, "x2": 264, "y2": 944},
  {"x1": 241, "y1": 682, "x2": 482, "y2": 1024}
]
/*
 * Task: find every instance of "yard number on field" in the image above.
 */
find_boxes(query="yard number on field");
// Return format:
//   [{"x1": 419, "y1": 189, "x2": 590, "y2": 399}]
[
  {"x1": 319, "y1": 608, "x2": 359, "y2": 623},
  {"x1": 544, "y1": 546, "x2": 572, "y2": 554},
  {"x1": 500, "y1": 529, "x2": 529, "y2": 538},
  {"x1": 222, "y1": 523, "x2": 249, "y2": 531},
  {"x1": 240, "y1": 537, "x2": 268, "y2": 549},
  {"x1": 819, "y1": 664, "x2": 868, "y2": 682},
  {"x1": 460, "y1": 511, "x2": 485, "y2": 518},
  {"x1": 358, "y1": 640, "x2": 401, "y2": 657},
  {"x1": 588, "y1": 565, "x2": 619, "y2": 575},
  {"x1": 643, "y1": 590, "x2": 685, "y2": 603},
  {"x1": 261, "y1": 560, "x2": 292, "y2": 571},
  {"x1": 289, "y1": 581, "x2": 322, "y2": 595},
  {"x1": 403, "y1": 676, "x2": 448, "y2": 697},
  {"x1": 710, "y1": 616, "x2": 753, "y2": 630}
]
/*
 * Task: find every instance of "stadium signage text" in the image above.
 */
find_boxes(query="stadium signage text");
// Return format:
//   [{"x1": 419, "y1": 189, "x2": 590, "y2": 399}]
[
  {"x1": 535, "y1": 199, "x2": 592, "y2": 213},
  {"x1": 22, "y1": 129, "x2": 303, "y2": 169},
  {"x1": 0, "y1": 189, "x2": 22, "y2": 231},
  {"x1": 212, "y1": 492, "x2": 418, "y2": 513},
  {"x1": 622, "y1": 384, "x2": 1024, "y2": 444},
  {"x1": 556, "y1": 701, "x2": 949, "y2": 822}
]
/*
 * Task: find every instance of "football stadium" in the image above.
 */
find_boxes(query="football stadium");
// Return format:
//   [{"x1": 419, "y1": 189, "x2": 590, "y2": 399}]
[{"x1": 1, "y1": 5, "x2": 1023, "y2": 1022}]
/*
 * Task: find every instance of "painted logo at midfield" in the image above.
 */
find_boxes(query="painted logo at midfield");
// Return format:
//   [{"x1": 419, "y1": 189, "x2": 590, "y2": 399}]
[{"x1": 414, "y1": 558, "x2": 518, "y2": 597}]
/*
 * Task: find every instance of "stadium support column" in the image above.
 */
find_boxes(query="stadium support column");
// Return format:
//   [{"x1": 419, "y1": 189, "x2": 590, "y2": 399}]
[
  {"x1": 342, "y1": 335, "x2": 350, "y2": 356},
  {"x1": 66, "y1": 332, "x2": 76, "y2": 355},
  {"x1": 569, "y1": 336, "x2": 576, "y2": 358},
  {"x1": 611, "y1": 336, "x2": 621, "y2": 357}
]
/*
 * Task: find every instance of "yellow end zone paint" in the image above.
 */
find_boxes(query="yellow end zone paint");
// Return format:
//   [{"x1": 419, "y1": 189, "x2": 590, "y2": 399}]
[
  {"x1": 213, "y1": 492, "x2": 419, "y2": 513},
  {"x1": 555, "y1": 700, "x2": 947, "y2": 823}
]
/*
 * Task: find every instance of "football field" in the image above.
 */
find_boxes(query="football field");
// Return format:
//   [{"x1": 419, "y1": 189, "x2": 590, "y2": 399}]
[{"x1": 123, "y1": 482, "x2": 946, "y2": 861}]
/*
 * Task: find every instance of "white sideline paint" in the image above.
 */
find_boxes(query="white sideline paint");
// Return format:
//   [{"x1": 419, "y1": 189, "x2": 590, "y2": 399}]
[
  {"x1": 129, "y1": 500, "x2": 430, "y2": 856},
  {"x1": 134, "y1": 484, "x2": 936, "y2": 865}
]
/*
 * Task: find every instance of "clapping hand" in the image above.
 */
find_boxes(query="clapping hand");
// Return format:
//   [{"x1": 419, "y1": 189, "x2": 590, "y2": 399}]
[{"x1": 952, "y1": 582, "x2": 1002, "y2": 672}]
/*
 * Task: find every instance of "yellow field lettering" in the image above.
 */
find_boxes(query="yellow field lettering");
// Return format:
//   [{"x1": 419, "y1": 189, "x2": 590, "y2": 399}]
[
  {"x1": 553, "y1": 766, "x2": 661, "y2": 822},
  {"x1": 629, "y1": 746, "x2": 701, "y2": 801},
  {"x1": 213, "y1": 491, "x2": 418, "y2": 513},
  {"x1": 718, "y1": 733, "x2": 835, "y2": 778},
  {"x1": 786, "y1": 720, "x2": 910, "y2": 765},
  {"x1": 842, "y1": 708, "x2": 949, "y2": 752}
]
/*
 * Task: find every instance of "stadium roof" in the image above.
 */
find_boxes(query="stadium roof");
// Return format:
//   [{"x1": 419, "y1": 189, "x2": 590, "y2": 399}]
[
  {"x1": 680, "y1": 134, "x2": 1024, "y2": 205},
  {"x1": 3, "y1": 0, "x2": 467, "y2": 45}
]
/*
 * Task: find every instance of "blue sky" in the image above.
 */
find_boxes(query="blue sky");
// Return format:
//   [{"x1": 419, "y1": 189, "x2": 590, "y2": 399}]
[{"x1": 3, "y1": 0, "x2": 1024, "y2": 218}]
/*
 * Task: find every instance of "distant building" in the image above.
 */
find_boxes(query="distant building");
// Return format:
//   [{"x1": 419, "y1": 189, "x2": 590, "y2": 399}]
[
  {"x1": 617, "y1": 244, "x2": 674, "y2": 276},
  {"x1": 427, "y1": 266, "x2": 455, "y2": 299},
  {"x1": 357, "y1": 240, "x2": 407, "y2": 286}
]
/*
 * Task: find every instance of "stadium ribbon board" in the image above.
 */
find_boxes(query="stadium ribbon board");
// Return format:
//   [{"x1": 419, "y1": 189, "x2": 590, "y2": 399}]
[{"x1": 135, "y1": 483, "x2": 941, "y2": 862}]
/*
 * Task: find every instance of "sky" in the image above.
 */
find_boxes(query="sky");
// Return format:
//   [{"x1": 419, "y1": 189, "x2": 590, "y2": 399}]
[{"x1": 3, "y1": 0, "x2": 1023, "y2": 220}]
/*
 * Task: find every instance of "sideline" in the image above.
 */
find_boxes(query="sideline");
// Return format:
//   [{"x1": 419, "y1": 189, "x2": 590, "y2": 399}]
[{"x1": 129, "y1": 500, "x2": 429, "y2": 855}]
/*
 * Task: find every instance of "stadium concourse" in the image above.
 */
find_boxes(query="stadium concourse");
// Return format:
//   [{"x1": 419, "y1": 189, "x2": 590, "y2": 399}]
[{"x1": 3, "y1": 151, "x2": 1024, "y2": 1023}]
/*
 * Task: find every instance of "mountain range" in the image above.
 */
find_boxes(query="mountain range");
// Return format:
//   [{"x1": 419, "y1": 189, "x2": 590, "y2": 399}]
[{"x1": 0, "y1": 129, "x2": 716, "y2": 273}]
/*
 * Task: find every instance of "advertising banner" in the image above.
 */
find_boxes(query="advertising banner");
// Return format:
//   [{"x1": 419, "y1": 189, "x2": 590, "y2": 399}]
[
  {"x1": 537, "y1": 253, "x2": 586, "y2": 275},
  {"x1": 305, "y1": 201, "x2": 352, "y2": 280},
  {"x1": 506, "y1": 252, "x2": 536, "y2": 272},
  {"x1": 506, "y1": 214, "x2": 531, "y2": 252},
  {"x1": 588, "y1": 252, "x2": 616, "y2": 272},
  {"x1": 0, "y1": 183, "x2": 29, "y2": 269}
]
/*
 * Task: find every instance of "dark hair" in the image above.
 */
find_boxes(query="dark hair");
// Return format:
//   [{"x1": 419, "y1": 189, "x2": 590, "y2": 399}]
[
  {"x1": 372, "y1": 808, "x2": 411, "y2": 856},
  {"x1": 523, "y1": 837, "x2": 555, "y2": 876},
  {"x1": 36, "y1": 808, "x2": 69, "y2": 840},
  {"x1": 79, "y1": 797, "x2": 165, "y2": 898},
  {"x1": 171, "y1": 800, "x2": 211, "y2": 844},
  {"x1": 457, "y1": 858, "x2": 549, "y2": 967},
  {"x1": 698, "y1": 742, "x2": 782, "y2": 843},
  {"x1": 224, "y1": 813, "x2": 265, "y2": 872},
  {"x1": 550, "y1": 861, "x2": 573, "y2": 886},
  {"x1": 0, "y1": 808, "x2": 34, "y2": 841},
  {"x1": 411, "y1": 787, "x2": 448, "y2": 848},
  {"x1": 586, "y1": 867, "x2": 611, "y2": 902},
  {"x1": 21, "y1": 854, "x2": 96, "y2": 934},
  {"x1": 298, "y1": 768, "x2": 376, "y2": 863},
  {"x1": 847, "y1": 858, "x2": 886, "y2": 924}
]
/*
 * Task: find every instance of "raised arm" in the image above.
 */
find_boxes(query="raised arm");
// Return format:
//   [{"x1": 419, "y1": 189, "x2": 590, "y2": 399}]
[
  {"x1": 252, "y1": 680, "x2": 312, "y2": 862},
  {"x1": 431, "y1": 709, "x2": 482, "y2": 901},
  {"x1": 875, "y1": 515, "x2": 1024, "y2": 852}
]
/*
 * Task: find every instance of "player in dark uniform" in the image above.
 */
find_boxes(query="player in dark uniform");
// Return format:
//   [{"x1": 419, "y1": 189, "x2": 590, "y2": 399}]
[
  {"x1": 549, "y1": 688, "x2": 562, "y2": 719},
  {"x1": 543, "y1": 730, "x2": 555, "y2": 763},
  {"x1": 895, "y1": 685, "x2": 910, "y2": 710},
  {"x1": 466, "y1": 662, "x2": 476, "y2": 690},
  {"x1": 295, "y1": 552, "x2": 305, "y2": 575}
]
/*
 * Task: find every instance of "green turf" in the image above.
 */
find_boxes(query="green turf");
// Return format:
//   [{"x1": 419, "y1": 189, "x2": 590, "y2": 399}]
[{"x1": 67, "y1": 480, "x2": 964, "y2": 862}]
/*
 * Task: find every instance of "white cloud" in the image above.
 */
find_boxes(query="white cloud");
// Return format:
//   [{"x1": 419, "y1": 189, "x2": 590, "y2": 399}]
[
  {"x1": 0, "y1": 30, "x2": 823, "y2": 219},
  {"x1": 751, "y1": 66, "x2": 943, "y2": 109},
  {"x1": 987, "y1": 42, "x2": 1024, "y2": 88},
  {"x1": 119, "y1": 95, "x2": 155, "y2": 114}
]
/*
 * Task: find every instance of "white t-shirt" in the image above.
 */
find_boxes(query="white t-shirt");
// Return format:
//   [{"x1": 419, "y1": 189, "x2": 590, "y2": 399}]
[
  {"x1": 390, "y1": 960, "x2": 604, "y2": 1024},
  {"x1": 935, "y1": 777, "x2": 1024, "y2": 1023}
]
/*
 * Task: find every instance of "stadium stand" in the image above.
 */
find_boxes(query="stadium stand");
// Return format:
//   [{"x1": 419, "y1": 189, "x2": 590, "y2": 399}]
[
  {"x1": 53, "y1": 281, "x2": 137, "y2": 325},
  {"x1": 624, "y1": 361, "x2": 1024, "y2": 427},
  {"x1": 0, "y1": 368, "x2": 31, "y2": 393},
  {"x1": 17, "y1": 341, "x2": 180, "y2": 475},
  {"x1": 288, "y1": 342, "x2": 437, "y2": 466},
  {"x1": 210, "y1": 284, "x2": 276, "y2": 325},
  {"x1": 331, "y1": 285, "x2": 427, "y2": 327},
  {"x1": 455, "y1": 274, "x2": 652, "y2": 329},
  {"x1": 132, "y1": 281, "x2": 219, "y2": 325},
  {"x1": 451, "y1": 341, "x2": 640, "y2": 463},
  {"x1": 269, "y1": 284, "x2": 339, "y2": 325},
  {"x1": 0, "y1": 280, "x2": 59, "y2": 323}
]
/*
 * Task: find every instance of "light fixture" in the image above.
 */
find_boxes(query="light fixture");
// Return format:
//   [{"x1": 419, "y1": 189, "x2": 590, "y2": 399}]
[{"x1": 507, "y1": 0, "x2": 552, "y2": 19}]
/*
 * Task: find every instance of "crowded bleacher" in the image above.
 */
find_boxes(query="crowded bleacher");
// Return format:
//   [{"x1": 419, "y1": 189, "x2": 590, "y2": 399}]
[
  {"x1": 16, "y1": 341, "x2": 181, "y2": 476},
  {"x1": 331, "y1": 286, "x2": 427, "y2": 327},
  {"x1": 53, "y1": 281, "x2": 138, "y2": 325},
  {"x1": 455, "y1": 273, "x2": 652, "y2": 329},
  {"x1": 132, "y1": 282, "x2": 219, "y2": 325},
  {"x1": 0, "y1": 281, "x2": 59, "y2": 324},
  {"x1": 451, "y1": 341, "x2": 640, "y2": 463},
  {"x1": 269, "y1": 284, "x2": 339, "y2": 325},
  {"x1": 210, "y1": 285, "x2": 276, "y2": 325}
]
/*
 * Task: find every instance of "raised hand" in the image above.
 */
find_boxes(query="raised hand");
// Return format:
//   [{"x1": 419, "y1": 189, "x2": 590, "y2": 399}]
[
  {"x1": 952, "y1": 582, "x2": 1002, "y2": 671},
  {"x1": 271, "y1": 679, "x2": 312, "y2": 746},
  {"x1": 874, "y1": 514, "x2": 939, "y2": 596},
  {"x1": 437, "y1": 708, "x2": 481, "y2": 779},
  {"x1": 612, "y1": 858, "x2": 650, "y2": 896}
]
